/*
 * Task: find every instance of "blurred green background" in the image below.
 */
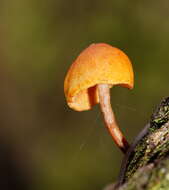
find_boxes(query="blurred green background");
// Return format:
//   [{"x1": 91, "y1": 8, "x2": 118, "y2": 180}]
[{"x1": 1, "y1": 0, "x2": 169, "y2": 189}]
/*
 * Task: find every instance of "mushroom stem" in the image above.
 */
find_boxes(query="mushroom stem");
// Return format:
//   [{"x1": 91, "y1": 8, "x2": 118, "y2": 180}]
[{"x1": 98, "y1": 84, "x2": 129, "y2": 154}]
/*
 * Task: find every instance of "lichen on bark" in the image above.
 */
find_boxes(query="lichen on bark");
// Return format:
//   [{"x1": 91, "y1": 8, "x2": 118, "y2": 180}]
[
  {"x1": 119, "y1": 157, "x2": 169, "y2": 190},
  {"x1": 124, "y1": 97, "x2": 169, "y2": 182},
  {"x1": 104, "y1": 97, "x2": 169, "y2": 190}
]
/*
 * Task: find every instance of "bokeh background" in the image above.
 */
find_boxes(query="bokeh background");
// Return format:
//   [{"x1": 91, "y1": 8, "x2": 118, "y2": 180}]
[{"x1": 1, "y1": 0, "x2": 169, "y2": 189}]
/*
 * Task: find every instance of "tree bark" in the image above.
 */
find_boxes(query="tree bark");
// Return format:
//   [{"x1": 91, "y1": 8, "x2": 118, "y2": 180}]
[{"x1": 104, "y1": 97, "x2": 169, "y2": 190}]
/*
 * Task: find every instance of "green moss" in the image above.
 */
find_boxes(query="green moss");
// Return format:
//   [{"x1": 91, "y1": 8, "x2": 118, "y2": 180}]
[
  {"x1": 120, "y1": 158, "x2": 169, "y2": 190},
  {"x1": 124, "y1": 97, "x2": 169, "y2": 181},
  {"x1": 125, "y1": 124, "x2": 169, "y2": 181},
  {"x1": 150, "y1": 97, "x2": 169, "y2": 131},
  {"x1": 125, "y1": 138, "x2": 147, "y2": 179},
  {"x1": 147, "y1": 159, "x2": 169, "y2": 190}
]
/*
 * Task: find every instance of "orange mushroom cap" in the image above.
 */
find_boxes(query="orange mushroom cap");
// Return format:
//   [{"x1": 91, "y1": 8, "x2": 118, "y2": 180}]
[{"x1": 64, "y1": 43, "x2": 134, "y2": 111}]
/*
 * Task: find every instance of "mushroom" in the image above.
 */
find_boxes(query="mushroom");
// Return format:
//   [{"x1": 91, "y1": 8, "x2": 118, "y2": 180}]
[{"x1": 64, "y1": 43, "x2": 134, "y2": 153}]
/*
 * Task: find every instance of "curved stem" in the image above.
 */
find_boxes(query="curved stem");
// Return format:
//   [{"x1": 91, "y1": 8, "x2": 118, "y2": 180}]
[{"x1": 98, "y1": 84, "x2": 129, "y2": 154}]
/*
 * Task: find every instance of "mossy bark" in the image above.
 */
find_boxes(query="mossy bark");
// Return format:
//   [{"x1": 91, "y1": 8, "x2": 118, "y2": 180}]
[
  {"x1": 104, "y1": 97, "x2": 169, "y2": 190},
  {"x1": 118, "y1": 156, "x2": 169, "y2": 190}
]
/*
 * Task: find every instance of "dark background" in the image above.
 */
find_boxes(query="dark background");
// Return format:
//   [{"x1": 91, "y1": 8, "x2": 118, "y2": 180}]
[{"x1": 1, "y1": 0, "x2": 169, "y2": 189}]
